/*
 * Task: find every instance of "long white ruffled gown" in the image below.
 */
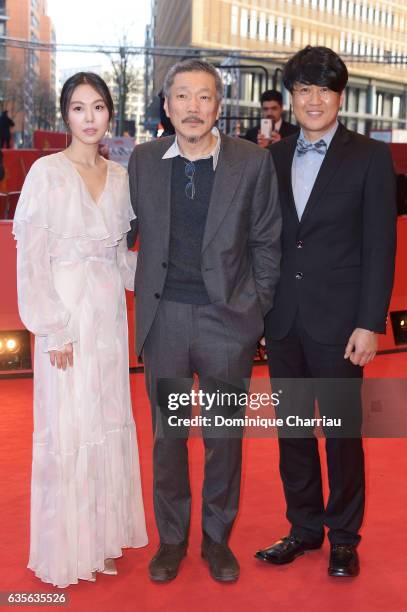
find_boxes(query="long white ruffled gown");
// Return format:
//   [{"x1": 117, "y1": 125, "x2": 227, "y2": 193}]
[{"x1": 13, "y1": 152, "x2": 148, "y2": 588}]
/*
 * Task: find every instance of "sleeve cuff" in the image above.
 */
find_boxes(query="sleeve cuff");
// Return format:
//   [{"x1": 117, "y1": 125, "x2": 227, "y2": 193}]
[
  {"x1": 356, "y1": 320, "x2": 387, "y2": 335},
  {"x1": 123, "y1": 250, "x2": 138, "y2": 291},
  {"x1": 43, "y1": 318, "x2": 77, "y2": 352}
]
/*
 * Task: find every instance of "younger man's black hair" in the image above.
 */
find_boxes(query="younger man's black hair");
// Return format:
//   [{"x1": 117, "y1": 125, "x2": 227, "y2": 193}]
[{"x1": 283, "y1": 46, "x2": 348, "y2": 93}]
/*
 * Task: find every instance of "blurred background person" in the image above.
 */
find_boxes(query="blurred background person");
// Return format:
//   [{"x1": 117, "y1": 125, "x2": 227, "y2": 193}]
[
  {"x1": 0, "y1": 110, "x2": 15, "y2": 149},
  {"x1": 244, "y1": 90, "x2": 298, "y2": 148}
]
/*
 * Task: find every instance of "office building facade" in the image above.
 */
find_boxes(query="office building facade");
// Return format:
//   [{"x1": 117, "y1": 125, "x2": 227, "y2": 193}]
[
  {"x1": 3, "y1": 0, "x2": 56, "y2": 145},
  {"x1": 151, "y1": 0, "x2": 407, "y2": 135}
]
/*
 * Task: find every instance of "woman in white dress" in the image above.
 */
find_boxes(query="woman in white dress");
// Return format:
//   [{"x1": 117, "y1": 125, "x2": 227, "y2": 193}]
[{"x1": 13, "y1": 73, "x2": 148, "y2": 588}]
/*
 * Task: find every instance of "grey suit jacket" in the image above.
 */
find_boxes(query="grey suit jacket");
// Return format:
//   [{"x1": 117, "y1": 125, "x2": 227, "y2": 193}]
[{"x1": 127, "y1": 133, "x2": 281, "y2": 356}]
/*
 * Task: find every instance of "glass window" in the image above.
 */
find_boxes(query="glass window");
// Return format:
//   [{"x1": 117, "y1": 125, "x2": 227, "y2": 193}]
[
  {"x1": 277, "y1": 17, "x2": 284, "y2": 44},
  {"x1": 383, "y1": 94, "x2": 392, "y2": 118},
  {"x1": 240, "y1": 8, "x2": 248, "y2": 37},
  {"x1": 246, "y1": 73, "x2": 253, "y2": 102},
  {"x1": 250, "y1": 9, "x2": 257, "y2": 39},
  {"x1": 359, "y1": 89, "x2": 367, "y2": 113},
  {"x1": 376, "y1": 93, "x2": 382, "y2": 116},
  {"x1": 268, "y1": 16, "x2": 275, "y2": 42},
  {"x1": 285, "y1": 19, "x2": 292, "y2": 45},
  {"x1": 253, "y1": 73, "x2": 260, "y2": 103},
  {"x1": 231, "y1": 6, "x2": 238, "y2": 36},
  {"x1": 30, "y1": 12, "x2": 39, "y2": 29},
  {"x1": 345, "y1": 88, "x2": 356, "y2": 112},
  {"x1": 259, "y1": 12, "x2": 266, "y2": 41},
  {"x1": 381, "y1": 10, "x2": 386, "y2": 27}
]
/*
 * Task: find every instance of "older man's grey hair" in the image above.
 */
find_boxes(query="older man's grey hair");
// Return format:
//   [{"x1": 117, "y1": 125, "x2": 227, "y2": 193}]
[{"x1": 163, "y1": 59, "x2": 224, "y2": 102}]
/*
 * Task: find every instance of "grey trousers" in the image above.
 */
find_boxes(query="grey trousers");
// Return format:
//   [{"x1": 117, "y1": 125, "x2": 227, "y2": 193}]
[{"x1": 142, "y1": 299, "x2": 257, "y2": 545}]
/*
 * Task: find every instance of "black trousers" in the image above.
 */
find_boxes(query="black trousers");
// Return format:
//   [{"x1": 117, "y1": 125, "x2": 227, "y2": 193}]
[
  {"x1": 266, "y1": 315, "x2": 365, "y2": 546},
  {"x1": 143, "y1": 299, "x2": 257, "y2": 545}
]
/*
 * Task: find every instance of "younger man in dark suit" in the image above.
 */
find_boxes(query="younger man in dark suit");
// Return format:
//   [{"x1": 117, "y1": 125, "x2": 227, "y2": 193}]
[
  {"x1": 244, "y1": 89, "x2": 298, "y2": 148},
  {"x1": 255, "y1": 46, "x2": 396, "y2": 577}
]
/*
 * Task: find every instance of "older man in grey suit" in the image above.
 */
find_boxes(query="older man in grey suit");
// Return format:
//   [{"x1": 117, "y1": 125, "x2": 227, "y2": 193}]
[{"x1": 128, "y1": 59, "x2": 281, "y2": 582}]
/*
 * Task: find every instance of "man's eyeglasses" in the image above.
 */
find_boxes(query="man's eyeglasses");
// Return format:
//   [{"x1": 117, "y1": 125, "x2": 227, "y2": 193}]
[
  {"x1": 184, "y1": 160, "x2": 196, "y2": 200},
  {"x1": 292, "y1": 85, "x2": 334, "y2": 101}
]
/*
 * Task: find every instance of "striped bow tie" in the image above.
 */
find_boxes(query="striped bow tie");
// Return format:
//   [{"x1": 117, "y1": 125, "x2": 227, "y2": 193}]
[{"x1": 296, "y1": 138, "x2": 327, "y2": 156}]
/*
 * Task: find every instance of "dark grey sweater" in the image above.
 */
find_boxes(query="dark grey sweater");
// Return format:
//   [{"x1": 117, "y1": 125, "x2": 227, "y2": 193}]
[{"x1": 162, "y1": 156, "x2": 215, "y2": 304}]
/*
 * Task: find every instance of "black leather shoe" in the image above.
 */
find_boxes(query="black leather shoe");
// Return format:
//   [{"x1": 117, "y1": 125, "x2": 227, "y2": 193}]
[
  {"x1": 201, "y1": 536, "x2": 240, "y2": 582},
  {"x1": 255, "y1": 535, "x2": 323, "y2": 565},
  {"x1": 328, "y1": 544, "x2": 359, "y2": 577},
  {"x1": 149, "y1": 543, "x2": 187, "y2": 582}
]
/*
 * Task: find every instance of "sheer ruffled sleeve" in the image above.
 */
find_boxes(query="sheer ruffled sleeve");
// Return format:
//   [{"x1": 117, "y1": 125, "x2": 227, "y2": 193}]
[
  {"x1": 111, "y1": 161, "x2": 137, "y2": 291},
  {"x1": 117, "y1": 235, "x2": 137, "y2": 291},
  {"x1": 13, "y1": 160, "x2": 77, "y2": 352}
]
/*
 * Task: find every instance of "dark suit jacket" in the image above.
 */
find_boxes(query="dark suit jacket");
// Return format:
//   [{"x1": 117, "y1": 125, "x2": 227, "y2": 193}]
[
  {"x1": 128, "y1": 133, "x2": 281, "y2": 356},
  {"x1": 265, "y1": 122, "x2": 397, "y2": 345},
  {"x1": 245, "y1": 120, "x2": 299, "y2": 144}
]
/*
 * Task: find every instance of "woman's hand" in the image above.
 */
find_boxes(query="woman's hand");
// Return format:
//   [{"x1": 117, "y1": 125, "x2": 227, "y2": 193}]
[{"x1": 49, "y1": 343, "x2": 73, "y2": 370}]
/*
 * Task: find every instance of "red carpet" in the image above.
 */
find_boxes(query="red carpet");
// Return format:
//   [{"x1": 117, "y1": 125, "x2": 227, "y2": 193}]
[{"x1": 0, "y1": 355, "x2": 406, "y2": 611}]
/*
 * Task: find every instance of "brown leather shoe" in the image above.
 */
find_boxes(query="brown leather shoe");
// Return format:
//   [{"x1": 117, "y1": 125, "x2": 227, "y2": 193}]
[
  {"x1": 149, "y1": 543, "x2": 187, "y2": 582},
  {"x1": 201, "y1": 536, "x2": 240, "y2": 582}
]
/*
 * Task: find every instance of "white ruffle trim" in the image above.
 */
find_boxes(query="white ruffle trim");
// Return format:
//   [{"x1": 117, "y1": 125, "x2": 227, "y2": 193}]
[{"x1": 12, "y1": 153, "x2": 136, "y2": 245}]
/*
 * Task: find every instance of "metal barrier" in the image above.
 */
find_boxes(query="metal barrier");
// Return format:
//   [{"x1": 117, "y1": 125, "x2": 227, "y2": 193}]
[{"x1": 0, "y1": 192, "x2": 20, "y2": 220}]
